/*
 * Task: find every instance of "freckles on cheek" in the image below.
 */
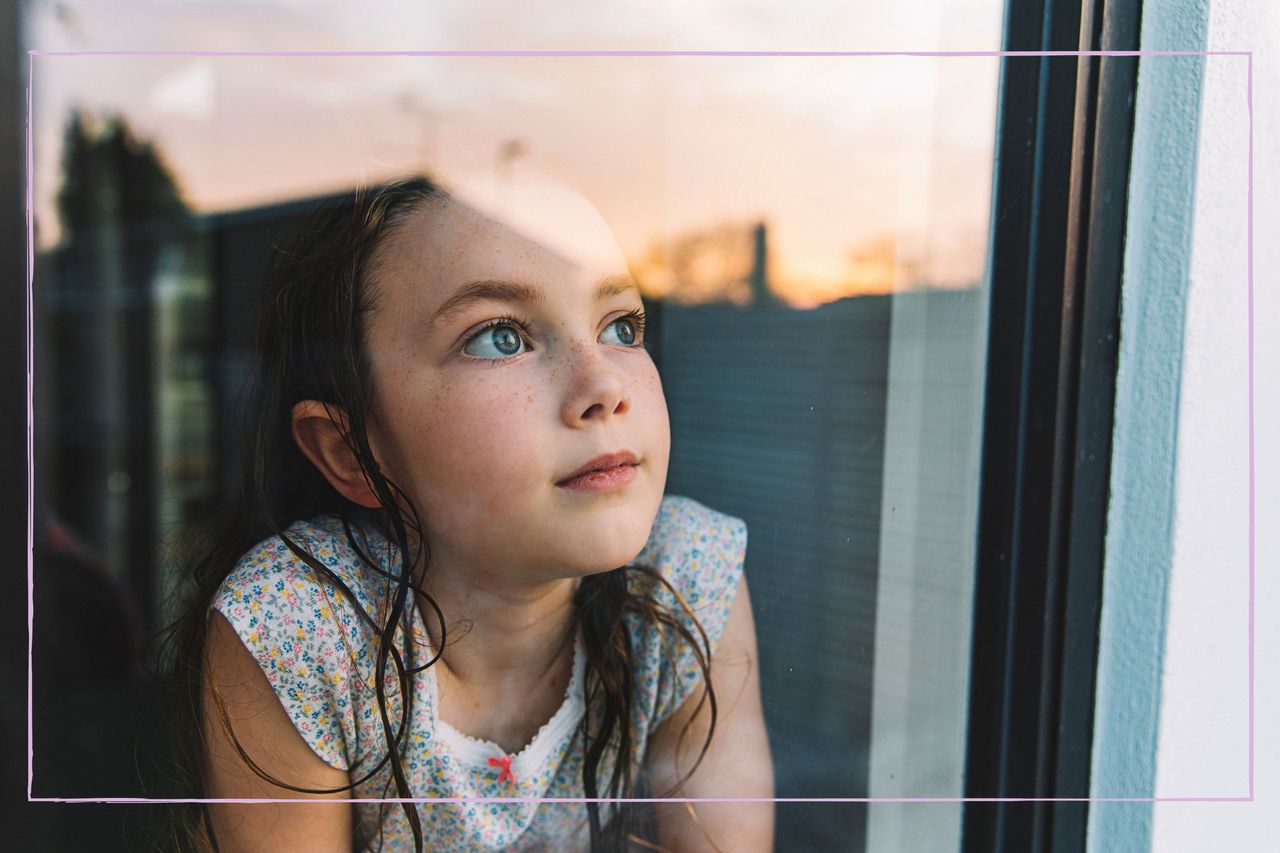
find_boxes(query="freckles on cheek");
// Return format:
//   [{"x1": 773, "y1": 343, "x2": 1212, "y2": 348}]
[
  {"x1": 640, "y1": 370, "x2": 667, "y2": 404},
  {"x1": 442, "y1": 384, "x2": 538, "y2": 461}
]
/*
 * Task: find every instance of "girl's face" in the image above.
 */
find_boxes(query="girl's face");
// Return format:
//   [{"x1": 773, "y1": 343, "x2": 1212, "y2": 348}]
[{"x1": 361, "y1": 184, "x2": 670, "y2": 588}]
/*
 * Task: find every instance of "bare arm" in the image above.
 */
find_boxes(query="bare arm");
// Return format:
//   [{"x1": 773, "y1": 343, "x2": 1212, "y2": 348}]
[
  {"x1": 645, "y1": 577, "x2": 775, "y2": 852},
  {"x1": 202, "y1": 610, "x2": 356, "y2": 852}
]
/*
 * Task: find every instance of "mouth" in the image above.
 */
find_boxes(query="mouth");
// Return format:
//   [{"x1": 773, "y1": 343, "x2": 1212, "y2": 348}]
[{"x1": 556, "y1": 451, "x2": 640, "y2": 491}]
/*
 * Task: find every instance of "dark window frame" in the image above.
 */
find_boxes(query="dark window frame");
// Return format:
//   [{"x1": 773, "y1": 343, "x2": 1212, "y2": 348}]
[{"x1": 963, "y1": 0, "x2": 1141, "y2": 852}]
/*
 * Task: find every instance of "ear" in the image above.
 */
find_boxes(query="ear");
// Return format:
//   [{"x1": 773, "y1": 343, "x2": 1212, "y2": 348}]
[{"x1": 290, "y1": 400, "x2": 382, "y2": 509}]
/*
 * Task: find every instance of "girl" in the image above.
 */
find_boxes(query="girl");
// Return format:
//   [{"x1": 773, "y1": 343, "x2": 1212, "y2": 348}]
[{"x1": 164, "y1": 175, "x2": 774, "y2": 852}]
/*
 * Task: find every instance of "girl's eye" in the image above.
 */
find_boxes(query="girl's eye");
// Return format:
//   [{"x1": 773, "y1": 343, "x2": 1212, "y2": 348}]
[
  {"x1": 602, "y1": 310, "x2": 646, "y2": 347},
  {"x1": 461, "y1": 309, "x2": 646, "y2": 362},
  {"x1": 462, "y1": 321, "x2": 528, "y2": 360}
]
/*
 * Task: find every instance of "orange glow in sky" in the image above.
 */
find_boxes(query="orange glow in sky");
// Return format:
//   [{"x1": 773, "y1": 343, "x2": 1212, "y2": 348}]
[{"x1": 29, "y1": 1, "x2": 1003, "y2": 306}]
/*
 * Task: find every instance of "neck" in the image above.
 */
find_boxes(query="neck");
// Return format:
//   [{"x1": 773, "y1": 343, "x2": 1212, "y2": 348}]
[{"x1": 418, "y1": 570, "x2": 580, "y2": 692}]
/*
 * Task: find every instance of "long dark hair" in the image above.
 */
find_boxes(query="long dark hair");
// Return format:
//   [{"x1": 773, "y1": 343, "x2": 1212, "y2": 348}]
[{"x1": 157, "y1": 177, "x2": 719, "y2": 852}]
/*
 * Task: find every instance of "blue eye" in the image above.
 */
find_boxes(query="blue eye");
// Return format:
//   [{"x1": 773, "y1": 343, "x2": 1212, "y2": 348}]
[
  {"x1": 461, "y1": 309, "x2": 646, "y2": 363},
  {"x1": 463, "y1": 320, "x2": 528, "y2": 360},
  {"x1": 602, "y1": 310, "x2": 646, "y2": 347}
]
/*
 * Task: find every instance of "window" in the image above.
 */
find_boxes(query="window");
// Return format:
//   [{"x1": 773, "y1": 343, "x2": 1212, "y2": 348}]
[{"x1": 16, "y1": 1, "x2": 1156, "y2": 851}]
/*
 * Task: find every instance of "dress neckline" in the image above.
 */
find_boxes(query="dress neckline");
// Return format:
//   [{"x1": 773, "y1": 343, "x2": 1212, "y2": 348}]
[
  {"x1": 347, "y1": 515, "x2": 591, "y2": 776},
  {"x1": 412, "y1": 617, "x2": 587, "y2": 775}
]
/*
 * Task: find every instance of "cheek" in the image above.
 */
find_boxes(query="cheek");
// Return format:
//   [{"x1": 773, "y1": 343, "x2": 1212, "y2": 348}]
[
  {"x1": 639, "y1": 364, "x2": 671, "y2": 441},
  {"x1": 389, "y1": 378, "x2": 547, "y2": 498}
]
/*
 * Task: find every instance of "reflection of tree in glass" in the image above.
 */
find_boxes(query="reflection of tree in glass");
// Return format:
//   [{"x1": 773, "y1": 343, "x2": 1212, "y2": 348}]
[
  {"x1": 55, "y1": 109, "x2": 189, "y2": 246},
  {"x1": 843, "y1": 236, "x2": 902, "y2": 294},
  {"x1": 34, "y1": 111, "x2": 190, "y2": 831},
  {"x1": 45, "y1": 110, "x2": 193, "y2": 630},
  {"x1": 633, "y1": 220, "x2": 758, "y2": 306},
  {"x1": 635, "y1": 221, "x2": 924, "y2": 309}
]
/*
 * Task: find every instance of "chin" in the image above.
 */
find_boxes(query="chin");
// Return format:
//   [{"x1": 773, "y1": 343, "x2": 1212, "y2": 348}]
[{"x1": 566, "y1": 500, "x2": 659, "y2": 573}]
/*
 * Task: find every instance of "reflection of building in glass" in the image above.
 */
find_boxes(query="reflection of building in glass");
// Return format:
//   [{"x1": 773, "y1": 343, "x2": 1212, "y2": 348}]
[
  {"x1": 658, "y1": 292, "x2": 889, "y2": 849},
  {"x1": 658, "y1": 286, "x2": 984, "y2": 851}
]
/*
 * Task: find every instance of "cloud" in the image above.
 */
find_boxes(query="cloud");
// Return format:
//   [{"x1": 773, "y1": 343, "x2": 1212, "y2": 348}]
[{"x1": 149, "y1": 60, "x2": 215, "y2": 119}]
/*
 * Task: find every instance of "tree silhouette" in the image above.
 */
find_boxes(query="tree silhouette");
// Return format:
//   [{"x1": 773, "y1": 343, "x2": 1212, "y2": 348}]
[
  {"x1": 42, "y1": 110, "x2": 193, "y2": 632},
  {"x1": 55, "y1": 109, "x2": 189, "y2": 246}
]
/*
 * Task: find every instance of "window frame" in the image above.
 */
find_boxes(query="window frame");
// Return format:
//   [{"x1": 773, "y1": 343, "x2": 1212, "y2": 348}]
[{"x1": 962, "y1": 0, "x2": 1142, "y2": 851}]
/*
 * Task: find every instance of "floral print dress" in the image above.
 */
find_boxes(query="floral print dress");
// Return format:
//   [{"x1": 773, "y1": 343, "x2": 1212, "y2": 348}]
[{"x1": 212, "y1": 494, "x2": 747, "y2": 851}]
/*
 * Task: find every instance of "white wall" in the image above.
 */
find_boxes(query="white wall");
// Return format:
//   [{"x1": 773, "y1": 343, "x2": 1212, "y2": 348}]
[{"x1": 1151, "y1": 0, "x2": 1279, "y2": 850}]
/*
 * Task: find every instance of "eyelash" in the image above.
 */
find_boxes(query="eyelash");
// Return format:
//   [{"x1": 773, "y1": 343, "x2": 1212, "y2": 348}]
[{"x1": 462, "y1": 309, "x2": 648, "y2": 366}]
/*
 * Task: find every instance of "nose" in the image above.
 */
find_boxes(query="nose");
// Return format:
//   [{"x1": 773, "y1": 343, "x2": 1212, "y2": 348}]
[{"x1": 559, "y1": 342, "x2": 630, "y2": 428}]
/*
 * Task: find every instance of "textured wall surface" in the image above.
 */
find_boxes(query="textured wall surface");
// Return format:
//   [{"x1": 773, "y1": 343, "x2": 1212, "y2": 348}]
[
  {"x1": 1151, "y1": 0, "x2": 1280, "y2": 849},
  {"x1": 1092, "y1": 0, "x2": 1280, "y2": 851},
  {"x1": 1086, "y1": 1, "x2": 1210, "y2": 849}
]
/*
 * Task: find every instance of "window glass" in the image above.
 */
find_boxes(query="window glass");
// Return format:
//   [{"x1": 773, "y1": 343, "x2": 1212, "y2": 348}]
[{"x1": 29, "y1": 3, "x2": 1003, "y2": 850}]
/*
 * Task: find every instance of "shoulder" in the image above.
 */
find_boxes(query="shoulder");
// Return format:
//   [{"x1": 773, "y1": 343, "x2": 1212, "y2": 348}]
[
  {"x1": 210, "y1": 513, "x2": 391, "y2": 770},
  {"x1": 214, "y1": 514, "x2": 388, "y2": 622},
  {"x1": 630, "y1": 494, "x2": 748, "y2": 614},
  {"x1": 625, "y1": 495, "x2": 749, "y2": 727}
]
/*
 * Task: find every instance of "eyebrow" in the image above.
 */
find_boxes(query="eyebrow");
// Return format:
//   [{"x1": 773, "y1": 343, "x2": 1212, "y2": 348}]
[{"x1": 429, "y1": 274, "x2": 640, "y2": 327}]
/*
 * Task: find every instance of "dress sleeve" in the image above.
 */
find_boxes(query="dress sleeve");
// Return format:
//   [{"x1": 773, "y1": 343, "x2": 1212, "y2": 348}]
[
  {"x1": 628, "y1": 495, "x2": 749, "y2": 729},
  {"x1": 211, "y1": 523, "x2": 368, "y2": 772}
]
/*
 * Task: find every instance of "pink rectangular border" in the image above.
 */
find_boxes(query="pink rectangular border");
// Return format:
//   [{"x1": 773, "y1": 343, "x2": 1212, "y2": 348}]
[{"x1": 24, "y1": 48, "x2": 1255, "y2": 806}]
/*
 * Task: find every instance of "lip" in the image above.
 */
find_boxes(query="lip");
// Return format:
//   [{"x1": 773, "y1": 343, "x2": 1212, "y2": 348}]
[{"x1": 556, "y1": 451, "x2": 640, "y2": 488}]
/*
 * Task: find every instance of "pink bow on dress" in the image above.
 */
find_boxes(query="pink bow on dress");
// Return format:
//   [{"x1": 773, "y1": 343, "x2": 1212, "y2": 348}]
[{"x1": 488, "y1": 754, "x2": 515, "y2": 785}]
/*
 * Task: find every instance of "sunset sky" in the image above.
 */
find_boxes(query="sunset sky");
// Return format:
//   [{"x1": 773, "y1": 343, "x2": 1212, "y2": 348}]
[{"x1": 27, "y1": 0, "x2": 1004, "y2": 306}]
